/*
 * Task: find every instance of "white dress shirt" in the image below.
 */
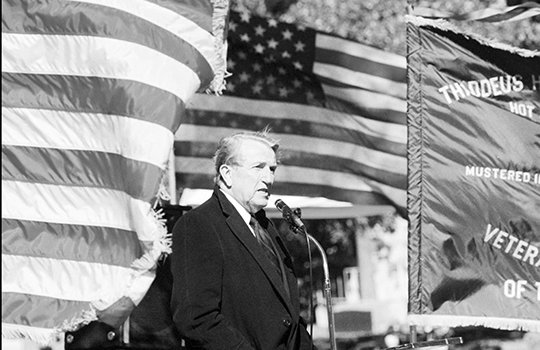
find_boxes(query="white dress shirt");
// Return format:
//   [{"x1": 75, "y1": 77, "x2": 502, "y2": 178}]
[{"x1": 220, "y1": 189, "x2": 256, "y2": 237}]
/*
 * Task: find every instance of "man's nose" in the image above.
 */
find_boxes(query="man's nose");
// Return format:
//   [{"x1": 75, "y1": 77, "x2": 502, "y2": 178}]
[{"x1": 261, "y1": 167, "x2": 275, "y2": 183}]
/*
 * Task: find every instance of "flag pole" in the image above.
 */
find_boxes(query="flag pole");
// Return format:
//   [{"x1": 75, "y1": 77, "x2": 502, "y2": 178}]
[
  {"x1": 385, "y1": 337, "x2": 463, "y2": 349},
  {"x1": 407, "y1": 0, "x2": 414, "y2": 16},
  {"x1": 168, "y1": 147, "x2": 177, "y2": 205},
  {"x1": 402, "y1": 2, "x2": 461, "y2": 348},
  {"x1": 406, "y1": 1, "x2": 418, "y2": 347}
]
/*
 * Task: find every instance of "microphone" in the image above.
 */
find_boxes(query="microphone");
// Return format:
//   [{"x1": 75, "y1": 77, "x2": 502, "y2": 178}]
[{"x1": 275, "y1": 199, "x2": 305, "y2": 232}]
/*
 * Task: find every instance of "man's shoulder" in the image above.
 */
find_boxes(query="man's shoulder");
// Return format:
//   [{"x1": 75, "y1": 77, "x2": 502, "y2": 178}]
[
  {"x1": 174, "y1": 195, "x2": 221, "y2": 226},
  {"x1": 192, "y1": 194, "x2": 221, "y2": 214}
]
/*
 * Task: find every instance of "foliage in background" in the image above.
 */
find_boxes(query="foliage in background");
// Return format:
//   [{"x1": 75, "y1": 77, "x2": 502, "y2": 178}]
[
  {"x1": 277, "y1": 218, "x2": 357, "y2": 282},
  {"x1": 275, "y1": 212, "x2": 398, "y2": 285},
  {"x1": 233, "y1": 0, "x2": 539, "y2": 54},
  {"x1": 276, "y1": 218, "x2": 359, "y2": 322},
  {"x1": 275, "y1": 213, "x2": 400, "y2": 323}
]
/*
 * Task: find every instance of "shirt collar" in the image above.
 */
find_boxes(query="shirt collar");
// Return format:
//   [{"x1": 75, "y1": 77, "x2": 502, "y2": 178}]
[{"x1": 220, "y1": 189, "x2": 252, "y2": 228}]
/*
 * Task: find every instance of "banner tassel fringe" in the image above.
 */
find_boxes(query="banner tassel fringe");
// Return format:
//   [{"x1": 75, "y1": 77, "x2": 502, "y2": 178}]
[
  {"x1": 408, "y1": 314, "x2": 540, "y2": 333},
  {"x1": 405, "y1": 15, "x2": 539, "y2": 57}
]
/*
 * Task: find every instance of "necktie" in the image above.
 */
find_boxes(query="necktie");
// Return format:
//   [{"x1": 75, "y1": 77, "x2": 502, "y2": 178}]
[
  {"x1": 249, "y1": 216, "x2": 291, "y2": 299},
  {"x1": 249, "y1": 216, "x2": 281, "y2": 274}
]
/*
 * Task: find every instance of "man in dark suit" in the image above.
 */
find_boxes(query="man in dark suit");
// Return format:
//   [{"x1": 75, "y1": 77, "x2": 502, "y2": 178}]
[{"x1": 171, "y1": 130, "x2": 313, "y2": 349}]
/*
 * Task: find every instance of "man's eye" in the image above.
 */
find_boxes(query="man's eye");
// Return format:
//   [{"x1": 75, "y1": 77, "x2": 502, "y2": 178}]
[{"x1": 251, "y1": 163, "x2": 277, "y2": 172}]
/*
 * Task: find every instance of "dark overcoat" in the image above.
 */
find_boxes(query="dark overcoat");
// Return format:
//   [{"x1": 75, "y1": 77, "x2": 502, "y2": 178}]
[{"x1": 171, "y1": 189, "x2": 312, "y2": 349}]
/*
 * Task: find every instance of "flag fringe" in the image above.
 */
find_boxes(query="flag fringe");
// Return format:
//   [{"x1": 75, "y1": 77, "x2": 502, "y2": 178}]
[
  {"x1": 117, "y1": 205, "x2": 171, "y2": 299},
  {"x1": 207, "y1": 0, "x2": 231, "y2": 95},
  {"x1": 83, "y1": 153, "x2": 172, "y2": 327},
  {"x1": 67, "y1": 204, "x2": 171, "y2": 332},
  {"x1": 408, "y1": 314, "x2": 540, "y2": 333},
  {"x1": 62, "y1": 197, "x2": 172, "y2": 332},
  {"x1": 156, "y1": 182, "x2": 172, "y2": 203},
  {"x1": 405, "y1": 15, "x2": 540, "y2": 57},
  {"x1": 59, "y1": 308, "x2": 98, "y2": 333},
  {"x1": 129, "y1": 207, "x2": 171, "y2": 273},
  {"x1": 2, "y1": 323, "x2": 62, "y2": 346}
]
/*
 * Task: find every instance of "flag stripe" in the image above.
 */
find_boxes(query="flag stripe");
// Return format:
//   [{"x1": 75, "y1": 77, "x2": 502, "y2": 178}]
[
  {"x1": 175, "y1": 157, "x2": 407, "y2": 205},
  {"x1": 278, "y1": 166, "x2": 407, "y2": 205},
  {"x1": 144, "y1": 0, "x2": 214, "y2": 31},
  {"x1": 279, "y1": 150, "x2": 406, "y2": 188},
  {"x1": 176, "y1": 124, "x2": 406, "y2": 174},
  {"x1": 315, "y1": 32, "x2": 406, "y2": 69},
  {"x1": 184, "y1": 110, "x2": 405, "y2": 156},
  {"x1": 325, "y1": 94, "x2": 406, "y2": 125},
  {"x1": 2, "y1": 33, "x2": 201, "y2": 102},
  {"x1": 314, "y1": 62, "x2": 406, "y2": 99},
  {"x1": 187, "y1": 94, "x2": 407, "y2": 143},
  {"x1": 2, "y1": 146, "x2": 162, "y2": 202},
  {"x1": 274, "y1": 182, "x2": 398, "y2": 208},
  {"x1": 2, "y1": 219, "x2": 141, "y2": 267},
  {"x1": 2, "y1": 293, "x2": 91, "y2": 329},
  {"x1": 2, "y1": 73, "x2": 184, "y2": 131},
  {"x1": 176, "y1": 174, "x2": 398, "y2": 209},
  {"x1": 2, "y1": 254, "x2": 134, "y2": 302},
  {"x1": 322, "y1": 84, "x2": 407, "y2": 114},
  {"x1": 2, "y1": 180, "x2": 156, "y2": 238},
  {"x1": 314, "y1": 48, "x2": 406, "y2": 84},
  {"x1": 69, "y1": 0, "x2": 218, "y2": 80},
  {"x1": 174, "y1": 141, "x2": 406, "y2": 189},
  {"x1": 3, "y1": 107, "x2": 173, "y2": 169},
  {"x1": 3, "y1": 0, "x2": 214, "y2": 88},
  {"x1": 75, "y1": 0, "x2": 216, "y2": 57}
]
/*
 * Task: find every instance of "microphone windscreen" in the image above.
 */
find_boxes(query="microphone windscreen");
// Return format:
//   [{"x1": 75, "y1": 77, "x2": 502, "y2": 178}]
[
  {"x1": 275, "y1": 199, "x2": 286, "y2": 211},
  {"x1": 275, "y1": 199, "x2": 292, "y2": 216},
  {"x1": 275, "y1": 199, "x2": 305, "y2": 233}
]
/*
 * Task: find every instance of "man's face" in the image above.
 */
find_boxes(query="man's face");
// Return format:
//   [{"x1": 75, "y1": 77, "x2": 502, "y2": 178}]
[{"x1": 228, "y1": 139, "x2": 277, "y2": 213}]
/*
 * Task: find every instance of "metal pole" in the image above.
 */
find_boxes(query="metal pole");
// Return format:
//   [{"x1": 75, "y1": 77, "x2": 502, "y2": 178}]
[
  {"x1": 167, "y1": 147, "x2": 177, "y2": 204},
  {"x1": 385, "y1": 337, "x2": 463, "y2": 350},
  {"x1": 307, "y1": 234, "x2": 337, "y2": 350},
  {"x1": 410, "y1": 325, "x2": 417, "y2": 343}
]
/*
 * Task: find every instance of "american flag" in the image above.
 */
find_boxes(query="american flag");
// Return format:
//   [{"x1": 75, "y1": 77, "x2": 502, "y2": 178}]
[
  {"x1": 2, "y1": 0, "x2": 227, "y2": 344},
  {"x1": 176, "y1": 10, "x2": 407, "y2": 213}
]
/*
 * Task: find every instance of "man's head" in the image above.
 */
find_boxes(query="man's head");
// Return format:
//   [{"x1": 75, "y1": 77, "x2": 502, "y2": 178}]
[{"x1": 214, "y1": 130, "x2": 279, "y2": 213}]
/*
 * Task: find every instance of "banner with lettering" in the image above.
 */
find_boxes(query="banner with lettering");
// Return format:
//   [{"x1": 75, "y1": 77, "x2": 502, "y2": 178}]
[{"x1": 407, "y1": 16, "x2": 540, "y2": 332}]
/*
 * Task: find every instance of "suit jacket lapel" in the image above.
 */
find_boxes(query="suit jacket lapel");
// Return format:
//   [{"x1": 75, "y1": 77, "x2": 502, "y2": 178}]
[
  {"x1": 215, "y1": 190, "x2": 297, "y2": 318},
  {"x1": 270, "y1": 226, "x2": 301, "y2": 311}
]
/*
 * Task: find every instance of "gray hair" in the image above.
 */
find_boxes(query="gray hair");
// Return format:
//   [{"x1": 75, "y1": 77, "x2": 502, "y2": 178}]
[{"x1": 213, "y1": 128, "x2": 280, "y2": 184}]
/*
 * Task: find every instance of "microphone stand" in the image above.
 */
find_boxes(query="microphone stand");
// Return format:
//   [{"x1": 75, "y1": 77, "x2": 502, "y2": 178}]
[
  {"x1": 305, "y1": 233, "x2": 337, "y2": 350},
  {"x1": 282, "y1": 205, "x2": 337, "y2": 350}
]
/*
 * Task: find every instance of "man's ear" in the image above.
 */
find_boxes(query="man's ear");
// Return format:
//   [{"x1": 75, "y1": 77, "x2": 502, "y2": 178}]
[{"x1": 219, "y1": 164, "x2": 233, "y2": 188}]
